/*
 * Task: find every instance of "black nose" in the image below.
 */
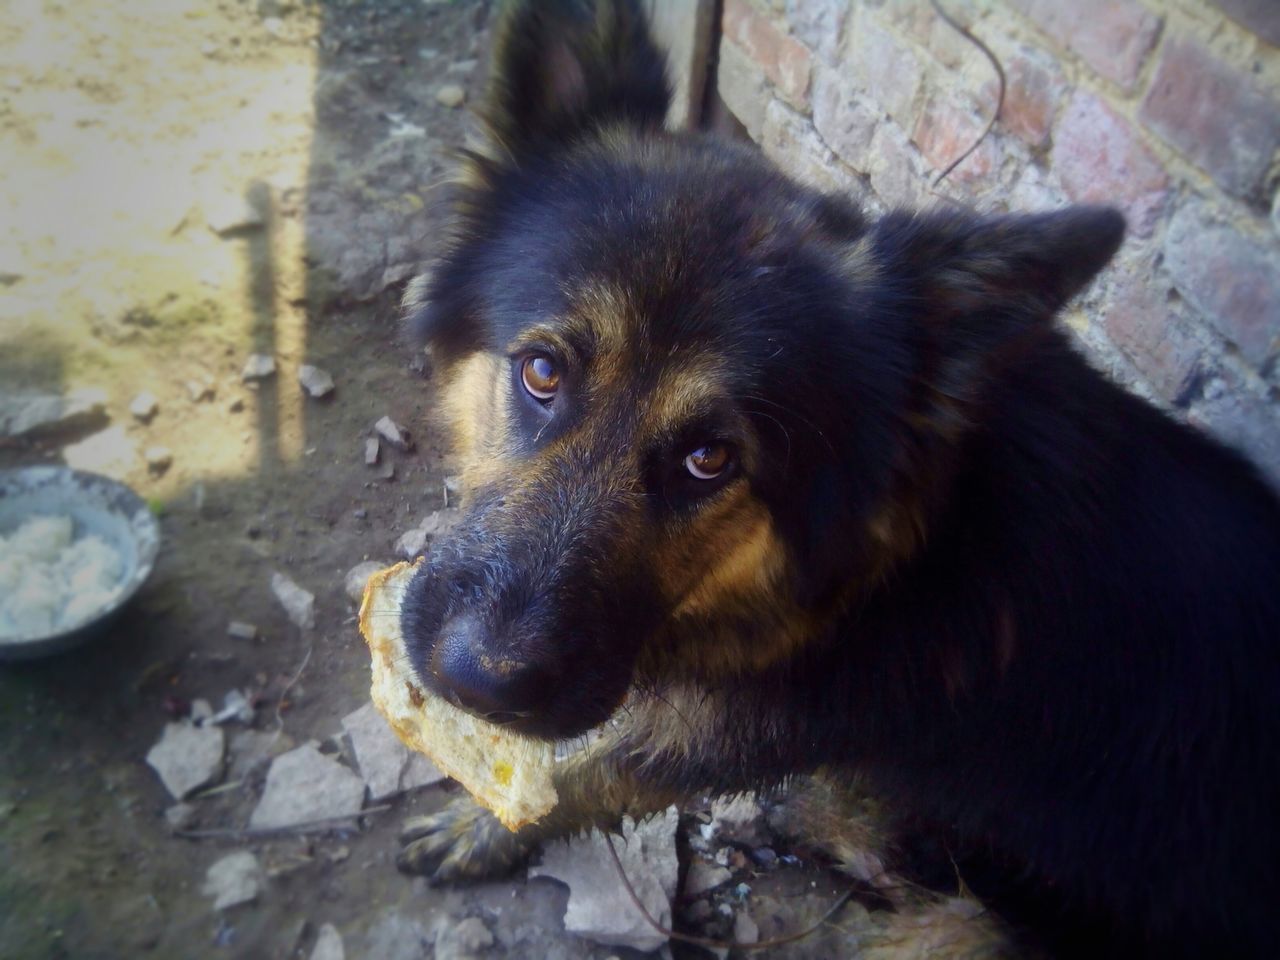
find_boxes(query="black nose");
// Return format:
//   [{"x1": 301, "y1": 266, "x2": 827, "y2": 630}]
[{"x1": 430, "y1": 615, "x2": 533, "y2": 722}]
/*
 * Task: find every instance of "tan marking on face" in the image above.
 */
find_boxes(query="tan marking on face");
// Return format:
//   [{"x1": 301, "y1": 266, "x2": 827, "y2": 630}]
[{"x1": 440, "y1": 351, "x2": 514, "y2": 493}]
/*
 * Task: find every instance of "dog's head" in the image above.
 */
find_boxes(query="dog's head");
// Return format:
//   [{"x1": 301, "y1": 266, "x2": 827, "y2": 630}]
[{"x1": 400, "y1": 0, "x2": 1125, "y2": 739}]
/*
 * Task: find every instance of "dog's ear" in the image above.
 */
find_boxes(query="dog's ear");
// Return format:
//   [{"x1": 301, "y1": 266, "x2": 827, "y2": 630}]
[
  {"x1": 480, "y1": 0, "x2": 670, "y2": 161},
  {"x1": 873, "y1": 206, "x2": 1125, "y2": 370}
]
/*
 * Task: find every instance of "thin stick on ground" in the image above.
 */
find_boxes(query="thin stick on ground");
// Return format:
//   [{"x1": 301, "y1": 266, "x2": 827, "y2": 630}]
[{"x1": 929, "y1": 0, "x2": 1005, "y2": 187}]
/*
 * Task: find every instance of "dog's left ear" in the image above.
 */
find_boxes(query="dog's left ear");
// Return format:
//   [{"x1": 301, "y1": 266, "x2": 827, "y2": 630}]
[{"x1": 480, "y1": 0, "x2": 670, "y2": 162}]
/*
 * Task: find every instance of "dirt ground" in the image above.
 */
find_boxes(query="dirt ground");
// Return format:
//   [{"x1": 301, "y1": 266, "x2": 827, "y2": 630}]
[{"x1": 0, "y1": 2, "x2": 886, "y2": 958}]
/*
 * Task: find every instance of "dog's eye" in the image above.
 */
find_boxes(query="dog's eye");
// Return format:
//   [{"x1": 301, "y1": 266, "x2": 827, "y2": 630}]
[
  {"x1": 684, "y1": 444, "x2": 731, "y2": 481},
  {"x1": 520, "y1": 355, "x2": 560, "y2": 401}
]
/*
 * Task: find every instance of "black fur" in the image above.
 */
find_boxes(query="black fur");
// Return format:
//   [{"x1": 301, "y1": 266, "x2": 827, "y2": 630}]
[{"x1": 402, "y1": 2, "x2": 1280, "y2": 955}]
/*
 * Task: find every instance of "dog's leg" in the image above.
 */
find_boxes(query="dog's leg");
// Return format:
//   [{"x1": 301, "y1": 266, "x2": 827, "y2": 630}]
[{"x1": 397, "y1": 730, "x2": 681, "y2": 882}]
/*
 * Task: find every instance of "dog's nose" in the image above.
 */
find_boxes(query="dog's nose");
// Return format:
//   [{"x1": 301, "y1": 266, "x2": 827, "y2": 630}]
[{"x1": 431, "y1": 615, "x2": 531, "y2": 721}]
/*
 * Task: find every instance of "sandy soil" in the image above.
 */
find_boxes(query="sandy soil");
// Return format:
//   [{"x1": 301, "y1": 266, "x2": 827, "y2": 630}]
[{"x1": 0, "y1": 3, "x2": 882, "y2": 958}]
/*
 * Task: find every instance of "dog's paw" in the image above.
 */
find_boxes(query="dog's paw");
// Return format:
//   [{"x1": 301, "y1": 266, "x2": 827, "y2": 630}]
[{"x1": 396, "y1": 795, "x2": 535, "y2": 883}]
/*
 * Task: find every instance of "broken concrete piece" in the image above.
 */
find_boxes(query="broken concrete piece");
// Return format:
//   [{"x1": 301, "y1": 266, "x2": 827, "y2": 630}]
[
  {"x1": 364, "y1": 437, "x2": 380, "y2": 466},
  {"x1": 684, "y1": 860, "x2": 732, "y2": 897},
  {"x1": 228, "y1": 728, "x2": 295, "y2": 780},
  {"x1": 241, "y1": 353, "x2": 277, "y2": 381},
  {"x1": 373, "y1": 415, "x2": 409, "y2": 449},
  {"x1": 145, "y1": 446, "x2": 173, "y2": 474},
  {"x1": 298, "y1": 364, "x2": 335, "y2": 398},
  {"x1": 130, "y1": 391, "x2": 159, "y2": 422},
  {"x1": 62, "y1": 426, "x2": 136, "y2": 478},
  {"x1": 530, "y1": 806, "x2": 679, "y2": 952},
  {"x1": 145, "y1": 721, "x2": 225, "y2": 799},
  {"x1": 344, "y1": 560, "x2": 386, "y2": 603},
  {"x1": 271, "y1": 571, "x2": 316, "y2": 630},
  {"x1": 0, "y1": 387, "x2": 108, "y2": 438},
  {"x1": 226, "y1": 620, "x2": 258, "y2": 641},
  {"x1": 249, "y1": 742, "x2": 366, "y2": 830},
  {"x1": 203, "y1": 851, "x2": 263, "y2": 910},
  {"x1": 435, "y1": 84, "x2": 466, "y2": 108},
  {"x1": 310, "y1": 924, "x2": 345, "y2": 960},
  {"x1": 342, "y1": 702, "x2": 444, "y2": 801}
]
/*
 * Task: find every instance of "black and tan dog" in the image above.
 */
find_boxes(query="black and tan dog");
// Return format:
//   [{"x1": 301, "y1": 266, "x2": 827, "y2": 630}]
[{"x1": 393, "y1": 2, "x2": 1280, "y2": 955}]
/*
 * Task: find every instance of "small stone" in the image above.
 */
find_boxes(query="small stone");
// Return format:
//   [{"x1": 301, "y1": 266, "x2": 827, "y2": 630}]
[
  {"x1": 394, "y1": 511, "x2": 460, "y2": 559},
  {"x1": 204, "y1": 191, "x2": 265, "y2": 236},
  {"x1": 435, "y1": 84, "x2": 466, "y2": 108},
  {"x1": 344, "y1": 560, "x2": 387, "y2": 604},
  {"x1": 130, "y1": 391, "x2": 159, "y2": 422},
  {"x1": 145, "y1": 721, "x2": 225, "y2": 799},
  {"x1": 529, "y1": 807, "x2": 680, "y2": 952},
  {"x1": 684, "y1": 860, "x2": 733, "y2": 897},
  {"x1": 352, "y1": 508, "x2": 368, "y2": 520},
  {"x1": 364, "y1": 437, "x2": 380, "y2": 466},
  {"x1": 750, "y1": 846, "x2": 777, "y2": 867},
  {"x1": 373, "y1": 415, "x2": 410, "y2": 450},
  {"x1": 164, "y1": 803, "x2": 197, "y2": 831},
  {"x1": 249, "y1": 742, "x2": 367, "y2": 830},
  {"x1": 241, "y1": 353, "x2": 277, "y2": 381},
  {"x1": 342, "y1": 702, "x2": 444, "y2": 800},
  {"x1": 145, "y1": 446, "x2": 173, "y2": 474},
  {"x1": 310, "y1": 923, "x2": 344, "y2": 960},
  {"x1": 436, "y1": 916, "x2": 493, "y2": 959},
  {"x1": 271, "y1": 571, "x2": 316, "y2": 630},
  {"x1": 297, "y1": 364, "x2": 335, "y2": 398},
  {"x1": 733, "y1": 910, "x2": 759, "y2": 945},
  {"x1": 62, "y1": 426, "x2": 136, "y2": 478},
  {"x1": 262, "y1": 15, "x2": 285, "y2": 36},
  {"x1": 227, "y1": 621, "x2": 258, "y2": 641},
  {"x1": 710, "y1": 793, "x2": 767, "y2": 846},
  {"x1": 186, "y1": 379, "x2": 216, "y2": 402},
  {"x1": 190, "y1": 699, "x2": 214, "y2": 723},
  {"x1": 203, "y1": 851, "x2": 263, "y2": 910},
  {"x1": 227, "y1": 397, "x2": 245, "y2": 413}
]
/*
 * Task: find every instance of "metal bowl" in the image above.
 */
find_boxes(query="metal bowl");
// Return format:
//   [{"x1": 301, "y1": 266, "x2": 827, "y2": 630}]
[{"x1": 0, "y1": 466, "x2": 160, "y2": 661}]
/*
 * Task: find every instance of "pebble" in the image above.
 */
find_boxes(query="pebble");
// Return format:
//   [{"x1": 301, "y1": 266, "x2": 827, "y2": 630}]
[
  {"x1": 249, "y1": 742, "x2": 366, "y2": 830},
  {"x1": 297, "y1": 364, "x2": 335, "y2": 398},
  {"x1": 364, "y1": 437, "x2": 380, "y2": 466},
  {"x1": 435, "y1": 84, "x2": 466, "y2": 108},
  {"x1": 733, "y1": 910, "x2": 759, "y2": 945},
  {"x1": 205, "y1": 192, "x2": 265, "y2": 236},
  {"x1": 145, "y1": 721, "x2": 225, "y2": 799},
  {"x1": 271, "y1": 571, "x2": 316, "y2": 630},
  {"x1": 145, "y1": 446, "x2": 173, "y2": 474},
  {"x1": 529, "y1": 807, "x2": 679, "y2": 952},
  {"x1": 395, "y1": 509, "x2": 462, "y2": 559},
  {"x1": 373, "y1": 415, "x2": 410, "y2": 450},
  {"x1": 164, "y1": 802, "x2": 197, "y2": 831},
  {"x1": 241, "y1": 354, "x2": 277, "y2": 381},
  {"x1": 186, "y1": 379, "x2": 216, "y2": 402},
  {"x1": 684, "y1": 860, "x2": 733, "y2": 897},
  {"x1": 310, "y1": 923, "x2": 344, "y2": 960},
  {"x1": 130, "y1": 391, "x2": 159, "y2": 422},
  {"x1": 344, "y1": 560, "x2": 386, "y2": 604},
  {"x1": 226, "y1": 620, "x2": 258, "y2": 641},
  {"x1": 203, "y1": 851, "x2": 263, "y2": 910}
]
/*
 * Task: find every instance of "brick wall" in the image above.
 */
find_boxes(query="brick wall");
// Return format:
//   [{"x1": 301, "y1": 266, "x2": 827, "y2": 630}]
[{"x1": 711, "y1": 0, "x2": 1280, "y2": 485}]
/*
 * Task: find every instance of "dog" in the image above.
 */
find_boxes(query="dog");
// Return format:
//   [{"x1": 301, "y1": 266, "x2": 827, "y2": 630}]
[{"x1": 393, "y1": 2, "x2": 1280, "y2": 955}]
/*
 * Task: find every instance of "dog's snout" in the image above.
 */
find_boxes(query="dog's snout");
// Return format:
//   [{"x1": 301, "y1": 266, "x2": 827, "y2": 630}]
[{"x1": 431, "y1": 614, "x2": 534, "y2": 721}]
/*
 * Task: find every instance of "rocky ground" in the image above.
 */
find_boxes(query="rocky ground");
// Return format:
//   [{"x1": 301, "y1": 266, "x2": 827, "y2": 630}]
[{"x1": 0, "y1": 2, "x2": 901, "y2": 958}]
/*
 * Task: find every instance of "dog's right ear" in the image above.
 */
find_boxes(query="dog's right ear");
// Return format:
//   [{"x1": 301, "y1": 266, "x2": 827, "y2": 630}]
[{"x1": 480, "y1": 0, "x2": 670, "y2": 163}]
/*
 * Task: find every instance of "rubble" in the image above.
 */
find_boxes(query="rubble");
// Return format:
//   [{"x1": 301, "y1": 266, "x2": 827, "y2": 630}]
[
  {"x1": 435, "y1": 916, "x2": 493, "y2": 960},
  {"x1": 204, "y1": 191, "x2": 265, "y2": 236},
  {"x1": 164, "y1": 803, "x2": 197, "y2": 832},
  {"x1": 129, "y1": 391, "x2": 159, "y2": 422},
  {"x1": 242, "y1": 353, "x2": 277, "y2": 381},
  {"x1": 529, "y1": 806, "x2": 679, "y2": 952},
  {"x1": 342, "y1": 702, "x2": 445, "y2": 800},
  {"x1": 310, "y1": 923, "x2": 345, "y2": 960},
  {"x1": 298, "y1": 364, "x2": 335, "y2": 398},
  {"x1": 364, "y1": 437, "x2": 380, "y2": 466},
  {"x1": 144, "y1": 446, "x2": 173, "y2": 474},
  {"x1": 395, "y1": 509, "x2": 461, "y2": 559},
  {"x1": 185, "y1": 378, "x2": 216, "y2": 402},
  {"x1": 684, "y1": 860, "x2": 732, "y2": 897},
  {"x1": 435, "y1": 84, "x2": 466, "y2": 108},
  {"x1": 145, "y1": 721, "x2": 225, "y2": 799},
  {"x1": 228, "y1": 728, "x2": 295, "y2": 780},
  {"x1": 733, "y1": 911, "x2": 759, "y2": 945},
  {"x1": 271, "y1": 571, "x2": 316, "y2": 630},
  {"x1": 0, "y1": 387, "x2": 108, "y2": 437},
  {"x1": 62, "y1": 426, "x2": 136, "y2": 478},
  {"x1": 373, "y1": 415, "x2": 410, "y2": 450},
  {"x1": 226, "y1": 620, "x2": 258, "y2": 641},
  {"x1": 249, "y1": 742, "x2": 366, "y2": 830},
  {"x1": 203, "y1": 851, "x2": 263, "y2": 910},
  {"x1": 344, "y1": 560, "x2": 386, "y2": 603}
]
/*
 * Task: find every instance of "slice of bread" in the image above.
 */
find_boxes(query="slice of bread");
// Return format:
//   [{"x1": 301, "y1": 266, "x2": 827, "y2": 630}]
[{"x1": 359, "y1": 561, "x2": 558, "y2": 830}]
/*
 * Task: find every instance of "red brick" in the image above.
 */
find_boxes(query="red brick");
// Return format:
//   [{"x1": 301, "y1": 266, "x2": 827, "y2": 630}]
[
  {"x1": 784, "y1": 0, "x2": 849, "y2": 66},
  {"x1": 984, "y1": 46, "x2": 1063, "y2": 149},
  {"x1": 1210, "y1": 0, "x2": 1280, "y2": 47},
  {"x1": 881, "y1": 0, "x2": 983, "y2": 70},
  {"x1": 1006, "y1": 0, "x2": 1162, "y2": 91},
  {"x1": 1052, "y1": 91, "x2": 1170, "y2": 238},
  {"x1": 1102, "y1": 273, "x2": 1203, "y2": 405},
  {"x1": 913, "y1": 92, "x2": 996, "y2": 186},
  {"x1": 722, "y1": 0, "x2": 812, "y2": 109},
  {"x1": 847, "y1": 17, "x2": 923, "y2": 125},
  {"x1": 1164, "y1": 203, "x2": 1280, "y2": 370},
  {"x1": 1139, "y1": 37, "x2": 1280, "y2": 203}
]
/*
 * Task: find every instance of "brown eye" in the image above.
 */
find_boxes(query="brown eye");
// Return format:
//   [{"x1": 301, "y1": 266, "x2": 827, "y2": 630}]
[
  {"x1": 521, "y1": 355, "x2": 559, "y2": 401},
  {"x1": 684, "y1": 444, "x2": 731, "y2": 481}
]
